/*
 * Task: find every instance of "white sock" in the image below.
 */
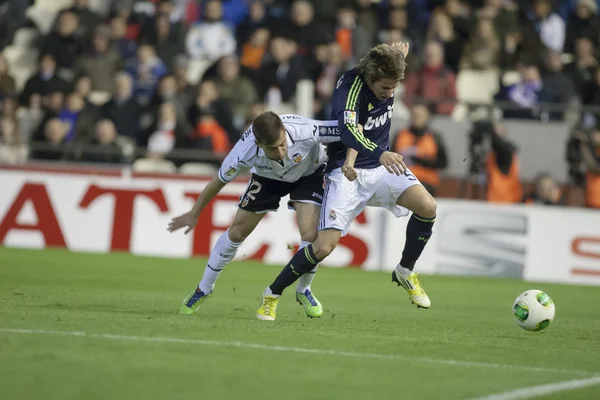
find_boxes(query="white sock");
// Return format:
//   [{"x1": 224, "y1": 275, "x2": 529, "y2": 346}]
[
  {"x1": 396, "y1": 264, "x2": 413, "y2": 276},
  {"x1": 198, "y1": 229, "x2": 241, "y2": 294},
  {"x1": 264, "y1": 286, "x2": 280, "y2": 298},
  {"x1": 296, "y1": 240, "x2": 318, "y2": 293}
]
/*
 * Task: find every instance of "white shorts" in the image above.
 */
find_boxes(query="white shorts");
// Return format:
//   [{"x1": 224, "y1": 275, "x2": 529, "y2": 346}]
[{"x1": 319, "y1": 165, "x2": 422, "y2": 235}]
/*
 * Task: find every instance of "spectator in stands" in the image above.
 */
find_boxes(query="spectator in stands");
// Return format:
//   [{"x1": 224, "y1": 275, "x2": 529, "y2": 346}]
[
  {"x1": 337, "y1": 4, "x2": 370, "y2": 64},
  {"x1": 142, "y1": 11, "x2": 186, "y2": 70},
  {"x1": 147, "y1": 101, "x2": 189, "y2": 159},
  {"x1": 189, "y1": 79, "x2": 238, "y2": 146},
  {"x1": 522, "y1": 172, "x2": 564, "y2": 205},
  {"x1": 102, "y1": 72, "x2": 143, "y2": 142},
  {"x1": 31, "y1": 118, "x2": 68, "y2": 161},
  {"x1": 236, "y1": 0, "x2": 267, "y2": 51},
  {"x1": 126, "y1": 44, "x2": 168, "y2": 105},
  {"x1": 62, "y1": 0, "x2": 102, "y2": 40},
  {"x1": 284, "y1": 0, "x2": 328, "y2": 58},
  {"x1": 75, "y1": 26, "x2": 123, "y2": 93},
  {"x1": 58, "y1": 92, "x2": 97, "y2": 143},
  {"x1": 172, "y1": 55, "x2": 195, "y2": 108},
  {"x1": 110, "y1": 16, "x2": 138, "y2": 62},
  {"x1": 314, "y1": 42, "x2": 345, "y2": 119},
  {"x1": 214, "y1": 55, "x2": 258, "y2": 130},
  {"x1": 525, "y1": 0, "x2": 565, "y2": 53},
  {"x1": 0, "y1": 116, "x2": 27, "y2": 164},
  {"x1": 41, "y1": 11, "x2": 83, "y2": 73},
  {"x1": 146, "y1": 74, "x2": 193, "y2": 136},
  {"x1": 483, "y1": 121, "x2": 522, "y2": 203},
  {"x1": 258, "y1": 35, "x2": 309, "y2": 104},
  {"x1": 579, "y1": 124, "x2": 600, "y2": 208},
  {"x1": 542, "y1": 51, "x2": 578, "y2": 120},
  {"x1": 82, "y1": 119, "x2": 124, "y2": 164},
  {"x1": 496, "y1": 62, "x2": 547, "y2": 120},
  {"x1": 186, "y1": 0, "x2": 236, "y2": 64},
  {"x1": 19, "y1": 54, "x2": 69, "y2": 107},
  {"x1": 393, "y1": 103, "x2": 448, "y2": 195},
  {"x1": 239, "y1": 27, "x2": 270, "y2": 79},
  {"x1": 403, "y1": 40, "x2": 457, "y2": 115},
  {"x1": 476, "y1": 0, "x2": 518, "y2": 40},
  {"x1": 74, "y1": 76, "x2": 95, "y2": 107},
  {"x1": 564, "y1": 38, "x2": 598, "y2": 102},
  {"x1": 0, "y1": 54, "x2": 16, "y2": 97},
  {"x1": 459, "y1": 17, "x2": 500, "y2": 71},
  {"x1": 426, "y1": 10, "x2": 462, "y2": 72},
  {"x1": 564, "y1": 0, "x2": 600, "y2": 55}
]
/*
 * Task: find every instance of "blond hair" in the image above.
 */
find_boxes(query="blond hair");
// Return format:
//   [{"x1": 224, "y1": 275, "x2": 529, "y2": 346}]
[{"x1": 357, "y1": 44, "x2": 407, "y2": 84}]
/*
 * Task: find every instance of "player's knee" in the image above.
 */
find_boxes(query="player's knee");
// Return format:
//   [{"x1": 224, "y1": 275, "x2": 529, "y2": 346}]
[
  {"x1": 414, "y1": 194, "x2": 437, "y2": 219},
  {"x1": 313, "y1": 235, "x2": 339, "y2": 260},
  {"x1": 228, "y1": 224, "x2": 249, "y2": 243},
  {"x1": 299, "y1": 229, "x2": 317, "y2": 244}
]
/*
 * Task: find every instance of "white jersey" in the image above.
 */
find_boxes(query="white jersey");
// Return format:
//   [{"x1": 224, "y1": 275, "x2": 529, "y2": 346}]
[{"x1": 218, "y1": 114, "x2": 340, "y2": 183}]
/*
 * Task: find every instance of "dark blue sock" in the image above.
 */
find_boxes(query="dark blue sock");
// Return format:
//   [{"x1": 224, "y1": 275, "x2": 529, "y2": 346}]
[
  {"x1": 400, "y1": 214, "x2": 435, "y2": 271},
  {"x1": 269, "y1": 245, "x2": 319, "y2": 295}
]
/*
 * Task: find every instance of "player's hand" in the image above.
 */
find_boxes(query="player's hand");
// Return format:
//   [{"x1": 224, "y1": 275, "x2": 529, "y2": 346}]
[
  {"x1": 341, "y1": 164, "x2": 357, "y2": 181},
  {"x1": 168, "y1": 211, "x2": 198, "y2": 234},
  {"x1": 391, "y1": 41, "x2": 410, "y2": 58},
  {"x1": 379, "y1": 151, "x2": 407, "y2": 175}
]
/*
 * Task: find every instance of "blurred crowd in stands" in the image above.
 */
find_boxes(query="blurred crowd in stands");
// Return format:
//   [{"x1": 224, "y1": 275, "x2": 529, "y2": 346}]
[{"x1": 0, "y1": 0, "x2": 599, "y2": 208}]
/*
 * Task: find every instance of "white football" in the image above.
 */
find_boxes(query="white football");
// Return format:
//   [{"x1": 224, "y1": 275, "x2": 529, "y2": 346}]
[{"x1": 512, "y1": 289, "x2": 555, "y2": 332}]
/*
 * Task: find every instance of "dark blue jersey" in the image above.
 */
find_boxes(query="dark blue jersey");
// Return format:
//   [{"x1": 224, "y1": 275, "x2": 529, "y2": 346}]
[{"x1": 326, "y1": 68, "x2": 394, "y2": 172}]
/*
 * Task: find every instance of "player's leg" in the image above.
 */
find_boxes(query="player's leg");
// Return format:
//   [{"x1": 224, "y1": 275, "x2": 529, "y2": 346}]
[
  {"x1": 391, "y1": 171, "x2": 436, "y2": 308},
  {"x1": 180, "y1": 175, "x2": 277, "y2": 315},
  {"x1": 257, "y1": 169, "x2": 360, "y2": 321},
  {"x1": 291, "y1": 201, "x2": 324, "y2": 317}
]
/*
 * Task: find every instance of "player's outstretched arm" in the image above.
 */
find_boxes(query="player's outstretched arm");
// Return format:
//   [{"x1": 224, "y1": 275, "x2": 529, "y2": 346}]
[{"x1": 168, "y1": 177, "x2": 227, "y2": 234}]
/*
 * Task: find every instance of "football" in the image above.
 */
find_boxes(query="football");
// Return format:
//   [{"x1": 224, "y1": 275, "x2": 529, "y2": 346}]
[{"x1": 512, "y1": 290, "x2": 555, "y2": 332}]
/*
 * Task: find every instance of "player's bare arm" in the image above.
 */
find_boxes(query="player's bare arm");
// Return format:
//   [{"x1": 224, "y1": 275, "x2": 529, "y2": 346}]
[
  {"x1": 168, "y1": 177, "x2": 227, "y2": 234},
  {"x1": 342, "y1": 148, "x2": 358, "y2": 181}
]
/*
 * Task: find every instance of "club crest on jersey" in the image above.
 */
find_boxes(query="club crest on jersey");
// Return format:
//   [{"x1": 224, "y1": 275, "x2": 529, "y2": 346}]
[
  {"x1": 343, "y1": 110, "x2": 357, "y2": 125},
  {"x1": 292, "y1": 153, "x2": 303, "y2": 163},
  {"x1": 224, "y1": 166, "x2": 237, "y2": 177},
  {"x1": 329, "y1": 209, "x2": 337, "y2": 221}
]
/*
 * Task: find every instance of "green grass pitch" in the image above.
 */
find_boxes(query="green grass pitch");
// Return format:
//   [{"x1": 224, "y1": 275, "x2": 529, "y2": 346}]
[{"x1": 1, "y1": 247, "x2": 599, "y2": 400}]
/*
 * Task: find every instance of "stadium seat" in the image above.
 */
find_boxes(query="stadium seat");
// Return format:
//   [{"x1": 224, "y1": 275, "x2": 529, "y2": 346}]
[
  {"x1": 115, "y1": 136, "x2": 136, "y2": 159},
  {"x1": 132, "y1": 158, "x2": 177, "y2": 173},
  {"x1": 453, "y1": 69, "x2": 500, "y2": 121},
  {"x1": 501, "y1": 70, "x2": 521, "y2": 87},
  {"x1": 26, "y1": 6, "x2": 58, "y2": 35},
  {"x1": 34, "y1": 0, "x2": 73, "y2": 11},
  {"x1": 179, "y1": 162, "x2": 219, "y2": 176},
  {"x1": 186, "y1": 59, "x2": 211, "y2": 84},
  {"x1": 88, "y1": 91, "x2": 111, "y2": 106},
  {"x1": 12, "y1": 28, "x2": 39, "y2": 48}
]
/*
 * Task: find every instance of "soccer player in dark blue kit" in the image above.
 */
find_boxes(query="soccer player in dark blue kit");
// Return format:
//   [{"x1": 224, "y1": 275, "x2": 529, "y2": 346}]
[{"x1": 256, "y1": 43, "x2": 437, "y2": 321}]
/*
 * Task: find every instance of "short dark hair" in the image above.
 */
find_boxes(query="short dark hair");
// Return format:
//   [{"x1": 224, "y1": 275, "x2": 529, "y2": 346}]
[
  {"x1": 252, "y1": 111, "x2": 284, "y2": 145},
  {"x1": 357, "y1": 44, "x2": 406, "y2": 84}
]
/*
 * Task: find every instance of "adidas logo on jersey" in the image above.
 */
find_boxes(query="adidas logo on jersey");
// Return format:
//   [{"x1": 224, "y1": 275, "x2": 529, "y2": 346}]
[{"x1": 364, "y1": 105, "x2": 394, "y2": 130}]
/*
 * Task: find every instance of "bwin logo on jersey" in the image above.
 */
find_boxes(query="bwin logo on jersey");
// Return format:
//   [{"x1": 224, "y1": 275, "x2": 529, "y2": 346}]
[{"x1": 364, "y1": 105, "x2": 394, "y2": 130}]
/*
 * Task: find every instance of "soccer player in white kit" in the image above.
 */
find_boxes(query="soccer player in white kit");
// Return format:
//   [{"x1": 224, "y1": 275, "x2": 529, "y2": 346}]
[{"x1": 168, "y1": 111, "x2": 342, "y2": 318}]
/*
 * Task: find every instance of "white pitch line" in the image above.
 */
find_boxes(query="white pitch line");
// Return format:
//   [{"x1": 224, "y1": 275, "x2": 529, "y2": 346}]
[
  {"x1": 0, "y1": 328, "x2": 597, "y2": 377},
  {"x1": 467, "y1": 376, "x2": 600, "y2": 400}
]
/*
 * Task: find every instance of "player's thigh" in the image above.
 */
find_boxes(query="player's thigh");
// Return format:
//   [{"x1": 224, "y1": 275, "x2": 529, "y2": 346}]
[
  {"x1": 229, "y1": 208, "x2": 266, "y2": 243},
  {"x1": 238, "y1": 174, "x2": 284, "y2": 214},
  {"x1": 294, "y1": 202, "x2": 320, "y2": 243},
  {"x1": 318, "y1": 168, "x2": 363, "y2": 235},
  {"x1": 396, "y1": 179, "x2": 437, "y2": 218},
  {"x1": 367, "y1": 166, "x2": 431, "y2": 218}
]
